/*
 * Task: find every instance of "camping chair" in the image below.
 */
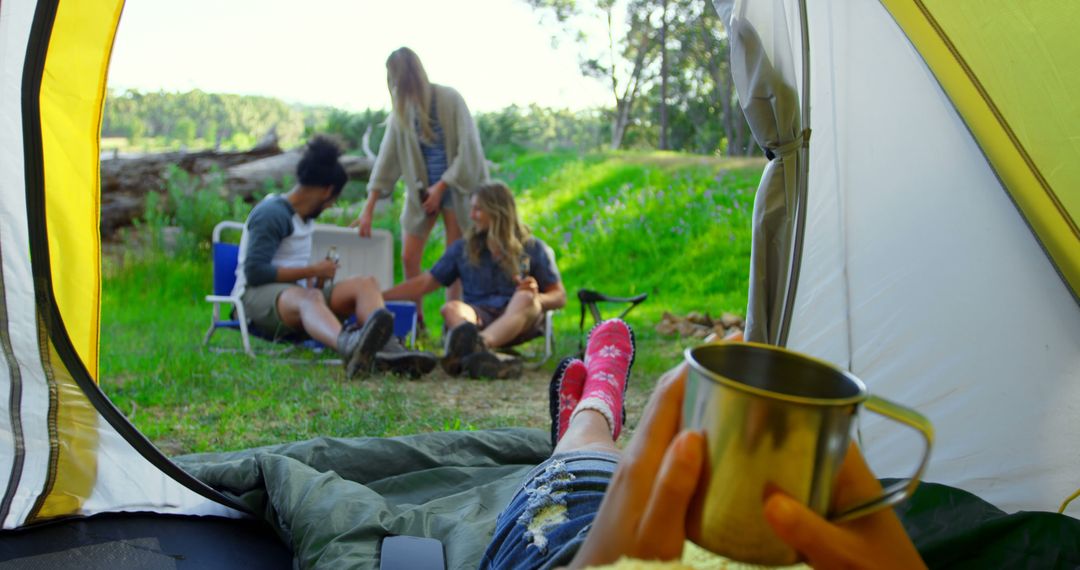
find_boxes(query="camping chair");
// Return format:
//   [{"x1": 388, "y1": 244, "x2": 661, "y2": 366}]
[
  {"x1": 203, "y1": 221, "x2": 257, "y2": 356},
  {"x1": 203, "y1": 221, "x2": 417, "y2": 357},
  {"x1": 576, "y1": 288, "x2": 648, "y2": 354}
]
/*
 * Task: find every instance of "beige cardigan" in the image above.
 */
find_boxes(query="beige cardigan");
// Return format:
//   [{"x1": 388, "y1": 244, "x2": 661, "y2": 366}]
[{"x1": 367, "y1": 84, "x2": 489, "y2": 236}]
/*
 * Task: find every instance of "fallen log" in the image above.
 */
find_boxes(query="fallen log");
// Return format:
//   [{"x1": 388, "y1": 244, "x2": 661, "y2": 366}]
[
  {"x1": 99, "y1": 131, "x2": 373, "y2": 237},
  {"x1": 101, "y1": 140, "x2": 281, "y2": 197},
  {"x1": 100, "y1": 138, "x2": 283, "y2": 236}
]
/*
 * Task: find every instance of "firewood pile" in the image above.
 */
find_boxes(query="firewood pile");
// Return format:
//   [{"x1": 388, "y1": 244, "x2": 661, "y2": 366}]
[{"x1": 655, "y1": 311, "x2": 745, "y2": 339}]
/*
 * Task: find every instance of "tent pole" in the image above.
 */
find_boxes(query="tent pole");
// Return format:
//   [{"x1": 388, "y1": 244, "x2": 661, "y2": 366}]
[{"x1": 777, "y1": 0, "x2": 812, "y2": 347}]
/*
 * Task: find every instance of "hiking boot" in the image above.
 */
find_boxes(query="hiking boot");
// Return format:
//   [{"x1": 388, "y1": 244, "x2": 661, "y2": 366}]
[
  {"x1": 440, "y1": 322, "x2": 484, "y2": 375},
  {"x1": 374, "y1": 337, "x2": 437, "y2": 379},
  {"x1": 338, "y1": 308, "x2": 394, "y2": 379},
  {"x1": 461, "y1": 351, "x2": 524, "y2": 380}
]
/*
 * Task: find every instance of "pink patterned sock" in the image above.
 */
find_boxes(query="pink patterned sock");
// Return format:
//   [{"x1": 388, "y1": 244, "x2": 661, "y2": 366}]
[
  {"x1": 572, "y1": 319, "x2": 635, "y2": 440},
  {"x1": 549, "y1": 357, "x2": 587, "y2": 447}
]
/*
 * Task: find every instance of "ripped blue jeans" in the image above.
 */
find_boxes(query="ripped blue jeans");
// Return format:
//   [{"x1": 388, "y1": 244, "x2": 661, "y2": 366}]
[{"x1": 479, "y1": 451, "x2": 619, "y2": 570}]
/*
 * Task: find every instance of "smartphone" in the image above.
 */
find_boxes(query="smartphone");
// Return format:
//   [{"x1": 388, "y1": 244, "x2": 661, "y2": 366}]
[
  {"x1": 379, "y1": 535, "x2": 445, "y2": 570},
  {"x1": 416, "y1": 180, "x2": 430, "y2": 203}
]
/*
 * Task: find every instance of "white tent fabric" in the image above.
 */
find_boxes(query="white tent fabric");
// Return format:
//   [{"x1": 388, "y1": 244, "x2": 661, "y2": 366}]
[
  {"x1": 81, "y1": 426, "x2": 242, "y2": 517},
  {"x1": 787, "y1": 0, "x2": 1080, "y2": 515}
]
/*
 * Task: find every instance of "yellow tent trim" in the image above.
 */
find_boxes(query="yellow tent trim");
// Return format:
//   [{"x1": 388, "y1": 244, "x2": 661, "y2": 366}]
[
  {"x1": 29, "y1": 340, "x2": 99, "y2": 522},
  {"x1": 40, "y1": 0, "x2": 124, "y2": 381},
  {"x1": 881, "y1": 0, "x2": 1080, "y2": 299}
]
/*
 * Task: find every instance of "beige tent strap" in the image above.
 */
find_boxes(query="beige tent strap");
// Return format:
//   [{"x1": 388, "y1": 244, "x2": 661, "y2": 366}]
[
  {"x1": 1059, "y1": 487, "x2": 1080, "y2": 514},
  {"x1": 767, "y1": 128, "x2": 810, "y2": 160}
]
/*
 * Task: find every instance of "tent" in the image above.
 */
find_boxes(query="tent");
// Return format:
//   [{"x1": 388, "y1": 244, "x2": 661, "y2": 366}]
[
  {"x1": 1, "y1": 0, "x2": 1078, "y2": 567},
  {"x1": 721, "y1": 0, "x2": 1080, "y2": 516}
]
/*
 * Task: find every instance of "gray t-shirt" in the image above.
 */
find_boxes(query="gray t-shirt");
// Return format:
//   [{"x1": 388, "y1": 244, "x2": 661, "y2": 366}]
[
  {"x1": 231, "y1": 195, "x2": 314, "y2": 297},
  {"x1": 430, "y1": 238, "x2": 561, "y2": 309}
]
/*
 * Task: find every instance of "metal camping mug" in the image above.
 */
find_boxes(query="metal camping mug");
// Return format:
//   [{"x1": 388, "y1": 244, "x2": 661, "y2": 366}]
[{"x1": 682, "y1": 342, "x2": 933, "y2": 566}]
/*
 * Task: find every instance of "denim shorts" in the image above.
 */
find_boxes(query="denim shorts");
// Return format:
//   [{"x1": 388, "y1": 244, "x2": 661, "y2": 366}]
[{"x1": 479, "y1": 451, "x2": 619, "y2": 570}]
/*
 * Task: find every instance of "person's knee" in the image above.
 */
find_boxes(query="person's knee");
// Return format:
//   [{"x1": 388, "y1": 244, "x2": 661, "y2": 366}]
[
  {"x1": 441, "y1": 300, "x2": 466, "y2": 319},
  {"x1": 510, "y1": 291, "x2": 542, "y2": 318},
  {"x1": 298, "y1": 288, "x2": 326, "y2": 308},
  {"x1": 353, "y1": 275, "x2": 380, "y2": 294}
]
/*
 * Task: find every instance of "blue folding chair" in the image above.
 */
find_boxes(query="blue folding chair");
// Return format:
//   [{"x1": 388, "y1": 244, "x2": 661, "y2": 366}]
[{"x1": 203, "y1": 221, "x2": 257, "y2": 356}]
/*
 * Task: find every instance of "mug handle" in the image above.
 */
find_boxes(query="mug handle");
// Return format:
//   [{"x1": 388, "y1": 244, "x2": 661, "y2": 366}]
[{"x1": 830, "y1": 395, "x2": 935, "y2": 522}]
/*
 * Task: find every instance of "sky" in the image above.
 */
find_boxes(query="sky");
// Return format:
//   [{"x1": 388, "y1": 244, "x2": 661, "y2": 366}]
[{"x1": 107, "y1": 0, "x2": 613, "y2": 113}]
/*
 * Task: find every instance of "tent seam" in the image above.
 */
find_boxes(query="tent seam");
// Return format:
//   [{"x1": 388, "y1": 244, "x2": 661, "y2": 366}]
[
  {"x1": 0, "y1": 247, "x2": 28, "y2": 526},
  {"x1": 0, "y1": 0, "x2": 12, "y2": 520},
  {"x1": 26, "y1": 311, "x2": 60, "y2": 522},
  {"x1": 882, "y1": 0, "x2": 1080, "y2": 304},
  {"x1": 20, "y1": 0, "x2": 61, "y2": 524},
  {"x1": 910, "y1": 0, "x2": 1077, "y2": 240}
]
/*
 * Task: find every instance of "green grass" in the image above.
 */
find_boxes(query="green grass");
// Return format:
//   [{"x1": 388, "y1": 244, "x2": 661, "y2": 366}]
[{"x1": 100, "y1": 151, "x2": 762, "y2": 454}]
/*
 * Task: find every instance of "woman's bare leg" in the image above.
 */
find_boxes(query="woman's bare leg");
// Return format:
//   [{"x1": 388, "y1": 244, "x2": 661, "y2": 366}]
[
  {"x1": 440, "y1": 300, "x2": 480, "y2": 331},
  {"x1": 442, "y1": 207, "x2": 463, "y2": 302},
  {"x1": 401, "y1": 215, "x2": 437, "y2": 306},
  {"x1": 554, "y1": 409, "x2": 620, "y2": 456}
]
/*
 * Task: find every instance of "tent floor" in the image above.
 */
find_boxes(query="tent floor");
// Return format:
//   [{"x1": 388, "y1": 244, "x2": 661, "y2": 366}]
[{"x1": 0, "y1": 512, "x2": 291, "y2": 569}]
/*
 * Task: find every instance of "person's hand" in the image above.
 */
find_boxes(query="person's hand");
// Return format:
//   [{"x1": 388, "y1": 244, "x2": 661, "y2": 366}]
[
  {"x1": 515, "y1": 276, "x2": 539, "y2": 294},
  {"x1": 763, "y1": 443, "x2": 926, "y2": 569},
  {"x1": 514, "y1": 276, "x2": 542, "y2": 310},
  {"x1": 570, "y1": 364, "x2": 706, "y2": 568},
  {"x1": 421, "y1": 182, "x2": 444, "y2": 215},
  {"x1": 310, "y1": 259, "x2": 338, "y2": 281},
  {"x1": 350, "y1": 212, "x2": 373, "y2": 238}
]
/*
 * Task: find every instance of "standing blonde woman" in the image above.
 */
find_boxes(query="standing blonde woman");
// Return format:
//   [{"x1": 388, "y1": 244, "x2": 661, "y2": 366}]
[{"x1": 353, "y1": 47, "x2": 489, "y2": 305}]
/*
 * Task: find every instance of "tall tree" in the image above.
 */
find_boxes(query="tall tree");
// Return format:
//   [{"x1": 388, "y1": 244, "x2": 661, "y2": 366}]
[
  {"x1": 657, "y1": 0, "x2": 755, "y2": 155},
  {"x1": 658, "y1": 0, "x2": 669, "y2": 150},
  {"x1": 526, "y1": 0, "x2": 659, "y2": 150}
]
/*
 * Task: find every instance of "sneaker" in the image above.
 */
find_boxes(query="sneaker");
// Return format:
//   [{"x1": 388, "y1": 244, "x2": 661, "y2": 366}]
[
  {"x1": 338, "y1": 308, "x2": 394, "y2": 379},
  {"x1": 374, "y1": 337, "x2": 437, "y2": 379},
  {"x1": 461, "y1": 351, "x2": 523, "y2": 380},
  {"x1": 440, "y1": 322, "x2": 484, "y2": 375}
]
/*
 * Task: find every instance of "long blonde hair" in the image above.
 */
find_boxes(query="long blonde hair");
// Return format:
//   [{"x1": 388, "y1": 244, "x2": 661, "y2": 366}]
[
  {"x1": 386, "y1": 47, "x2": 436, "y2": 143},
  {"x1": 467, "y1": 182, "x2": 532, "y2": 279}
]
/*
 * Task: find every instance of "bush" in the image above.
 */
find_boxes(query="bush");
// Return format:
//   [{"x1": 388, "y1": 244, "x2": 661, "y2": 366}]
[{"x1": 131, "y1": 165, "x2": 251, "y2": 258}]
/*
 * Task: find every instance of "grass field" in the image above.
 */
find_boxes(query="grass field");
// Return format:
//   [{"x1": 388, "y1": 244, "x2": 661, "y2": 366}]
[{"x1": 100, "y1": 151, "x2": 763, "y2": 455}]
